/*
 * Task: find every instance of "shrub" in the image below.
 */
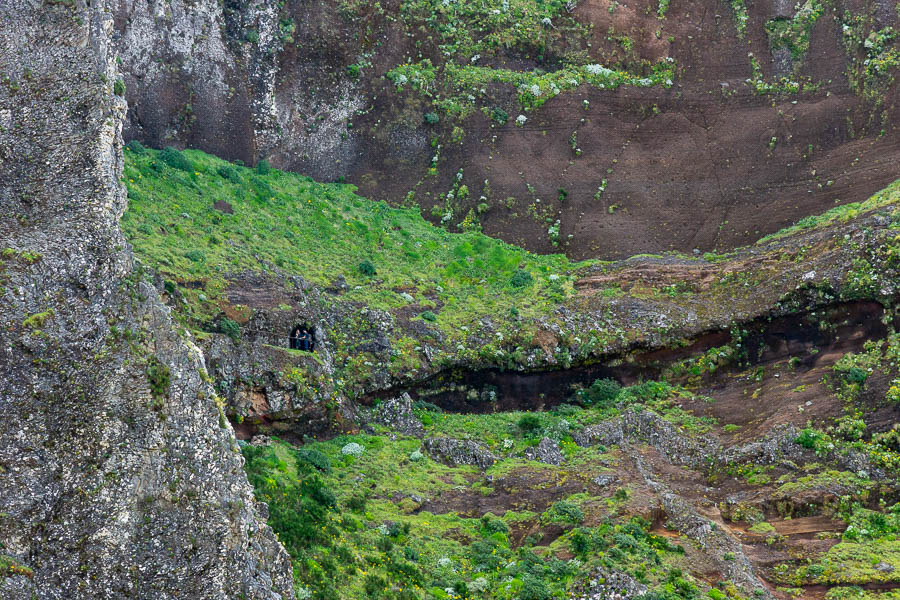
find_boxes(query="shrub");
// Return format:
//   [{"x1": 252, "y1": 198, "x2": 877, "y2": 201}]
[
  {"x1": 491, "y1": 107, "x2": 508, "y2": 124},
  {"x1": 518, "y1": 413, "x2": 542, "y2": 435},
  {"x1": 831, "y1": 416, "x2": 866, "y2": 441},
  {"x1": 146, "y1": 357, "x2": 170, "y2": 399},
  {"x1": 843, "y1": 366, "x2": 868, "y2": 384},
  {"x1": 550, "y1": 501, "x2": 584, "y2": 524},
  {"x1": 519, "y1": 576, "x2": 550, "y2": 600},
  {"x1": 297, "y1": 448, "x2": 332, "y2": 473},
  {"x1": 217, "y1": 164, "x2": 242, "y2": 184},
  {"x1": 125, "y1": 139, "x2": 145, "y2": 154},
  {"x1": 480, "y1": 513, "x2": 509, "y2": 535},
  {"x1": 578, "y1": 378, "x2": 621, "y2": 407},
  {"x1": 423, "y1": 112, "x2": 439, "y2": 125},
  {"x1": 413, "y1": 400, "x2": 442, "y2": 412},
  {"x1": 873, "y1": 425, "x2": 900, "y2": 451},
  {"x1": 795, "y1": 427, "x2": 825, "y2": 450},
  {"x1": 403, "y1": 546, "x2": 420, "y2": 562},
  {"x1": 341, "y1": 442, "x2": 365, "y2": 456},
  {"x1": 114, "y1": 78, "x2": 126, "y2": 96},
  {"x1": 569, "y1": 528, "x2": 592, "y2": 556},
  {"x1": 245, "y1": 29, "x2": 259, "y2": 43},
  {"x1": 421, "y1": 310, "x2": 437, "y2": 322},
  {"x1": 620, "y1": 380, "x2": 673, "y2": 403},
  {"x1": 184, "y1": 249, "x2": 205, "y2": 262},
  {"x1": 346, "y1": 64, "x2": 361, "y2": 79},
  {"x1": 159, "y1": 146, "x2": 192, "y2": 171},
  {"x1": 509, "y1": 269, "x2": 533, "y2": 288},
  {"x1": 359, "y1": 260, "x2": 376, "y2": 276},
  {"x1": 256, "y1": 159, "x2": 271, "y2": 175},
  {"x1": 468, "y1": 537, "x2": 510, "y2": 571},
  {"x1": 218, "y1": 318, "x2": 241, "y2": 340},
  {"x1": 345, "y1": 493, "x2": 367, "y2": 512}
]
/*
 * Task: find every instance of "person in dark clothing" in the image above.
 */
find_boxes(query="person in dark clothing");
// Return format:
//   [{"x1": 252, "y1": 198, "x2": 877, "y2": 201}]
[
  {"x1": 289, "y1": 327, "x2": 301, "y2": 350},
  {"x1": 299, "y1": 329, "x2": 311, "y2": 351}
]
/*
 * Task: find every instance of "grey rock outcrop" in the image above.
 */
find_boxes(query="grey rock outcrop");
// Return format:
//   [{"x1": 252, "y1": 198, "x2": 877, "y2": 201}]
[
  {"x1": 369, "y1": 392, "x2": 425, "y2": 438},
  {"x1": 111, "y1": 0, "x2": 362, "y2": 179},
  {"x1": 0, "y1": 3, "x2": 292, "y2": 598},
  {"x1": 524, "y1": 437, "x2": 566, "y2": 465},
  {"x1": 570, "y1": 568, "x2": 648, "y2": 600},
  {"x1": 633, "y1": 455, "x2": 772, "y2": 600},
  {"x1": 574, "y1": 410, "x2": 720, "y2": 469},
  {"x1": 424, "y1": 437, "x2": 497, "y2": 469},
  {"x1": 573, "y1": 420, "x2": 626, "y2": 448}
]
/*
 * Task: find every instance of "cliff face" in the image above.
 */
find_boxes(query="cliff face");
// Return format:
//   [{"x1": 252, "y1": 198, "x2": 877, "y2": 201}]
[
  {"x1": 0, "y1": 3, "x2": 292, "y2": 598},
  {"x1": 110, "y1": 0, "x2": 899, "y2": 259}
]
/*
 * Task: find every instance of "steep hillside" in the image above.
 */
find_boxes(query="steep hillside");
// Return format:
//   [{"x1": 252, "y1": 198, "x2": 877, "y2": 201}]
[
  {"x1": 112, "y1": 0, "x2": 899, "y2": 258},
  {"x1": 122, "y1": 146, "x2": 900, "y2": 599},
  {"x1": 0, "y1": 3, "x2": 292, "y2": 598}
]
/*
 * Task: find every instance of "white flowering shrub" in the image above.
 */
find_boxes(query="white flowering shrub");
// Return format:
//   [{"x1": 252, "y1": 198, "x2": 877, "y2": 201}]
[
  {"x1": 548, "y1": 220, "x2": 561, "y2": 246},
  {"x1": 516, "y1": 114, "x2": 527, "y2": 126},
  {"x1": 585, "y1": 64, "x2": 613, "y2": 77},
  {"x1": 341, "y1": 442, "x2": 364, "y2": 456},
  {"x1": 410, "y1": 449, "x2": 425, "y2": 461},
  {"x1": 469, "y1": 577, "x2": 489, "y2": 593}
]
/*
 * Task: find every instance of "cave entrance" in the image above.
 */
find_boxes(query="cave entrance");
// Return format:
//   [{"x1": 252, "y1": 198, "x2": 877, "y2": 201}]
[
  {"x1": 289, "y1": 324, "x2": 315, "y2": 352},
  {"x1": 391, "y1": 365, "x2": 624, "y2": 414}
]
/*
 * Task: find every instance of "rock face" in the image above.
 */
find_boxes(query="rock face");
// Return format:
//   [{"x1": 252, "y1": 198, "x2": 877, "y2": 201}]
[
  {"x1": 368, "y1": 392, "x2": 425, "y2": 438},
  {"x1": 0, "y1": 3, "x2": 292, "y2": 598},
  {"x1": 575, "y1": 410, "x2": 720, "y2": 469},
  {"x1": 570, "y1": 568, "x2": 649, "y2": 600},
  {"x1": 524, "y1": 437, "x2": 566, "y2": 466},
  {"x1": 109, "y1": 0, "x2": 900, "y2": 259},
  {"x1": 424, "y1": 437, "x2": 497, "y2": 469}
]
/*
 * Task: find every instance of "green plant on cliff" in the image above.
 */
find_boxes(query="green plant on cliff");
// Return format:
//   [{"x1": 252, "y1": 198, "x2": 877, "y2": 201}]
[
  {"x1": 764, "y1": 0, "x2": 826, "y2": 61},
  {"x1": 375, "y1": 0, "x2": 676, "y2": 120},
  {"x1": 146, "y1": 357, "x2": 170, "y2": 401}
]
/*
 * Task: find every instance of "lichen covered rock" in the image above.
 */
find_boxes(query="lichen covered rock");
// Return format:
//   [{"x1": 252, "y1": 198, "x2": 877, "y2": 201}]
[
  {"x1": 0, "y1": 3, "x2": 292, "y2": 598},
  {"x1": 524, "y1": 437, "x2": 565, "y2": 465},
  {"x1": 424, "y1": 437, "x2": 497, "y2": 469}
]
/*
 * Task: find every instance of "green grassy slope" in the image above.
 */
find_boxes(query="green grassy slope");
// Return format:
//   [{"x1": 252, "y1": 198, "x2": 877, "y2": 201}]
[{"x1": 121, "y1": 146, "x2": 584, "y2": 330}]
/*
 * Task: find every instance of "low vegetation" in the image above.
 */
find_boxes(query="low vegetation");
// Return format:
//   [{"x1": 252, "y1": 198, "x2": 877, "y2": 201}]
[{"x1": 243, "y1": 389, "x2": 719, "y2": 599}]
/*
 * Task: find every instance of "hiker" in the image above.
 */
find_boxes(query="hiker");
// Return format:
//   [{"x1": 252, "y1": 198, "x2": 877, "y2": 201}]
[
  {"x1": 289, "y1": 327, "x2": 301, "y2": 350},
  {"x1": 299, "y1": 329, "x2": 311, "y2": 351}
]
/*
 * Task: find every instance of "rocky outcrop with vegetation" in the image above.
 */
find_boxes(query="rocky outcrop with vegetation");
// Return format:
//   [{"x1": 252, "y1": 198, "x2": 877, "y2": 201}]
[
  {"x1": 120, "y1": 144, "x2": 900, "y2": 600},
  {"x1": 0, "y1": 3, "x2": 292, "y2": 598},
  {"x1": 110, "y1": 0, "x2": 899, "y2": 258},
  {"x1": 2, "y1": 1, "x2": 899, "y2": 599}
]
